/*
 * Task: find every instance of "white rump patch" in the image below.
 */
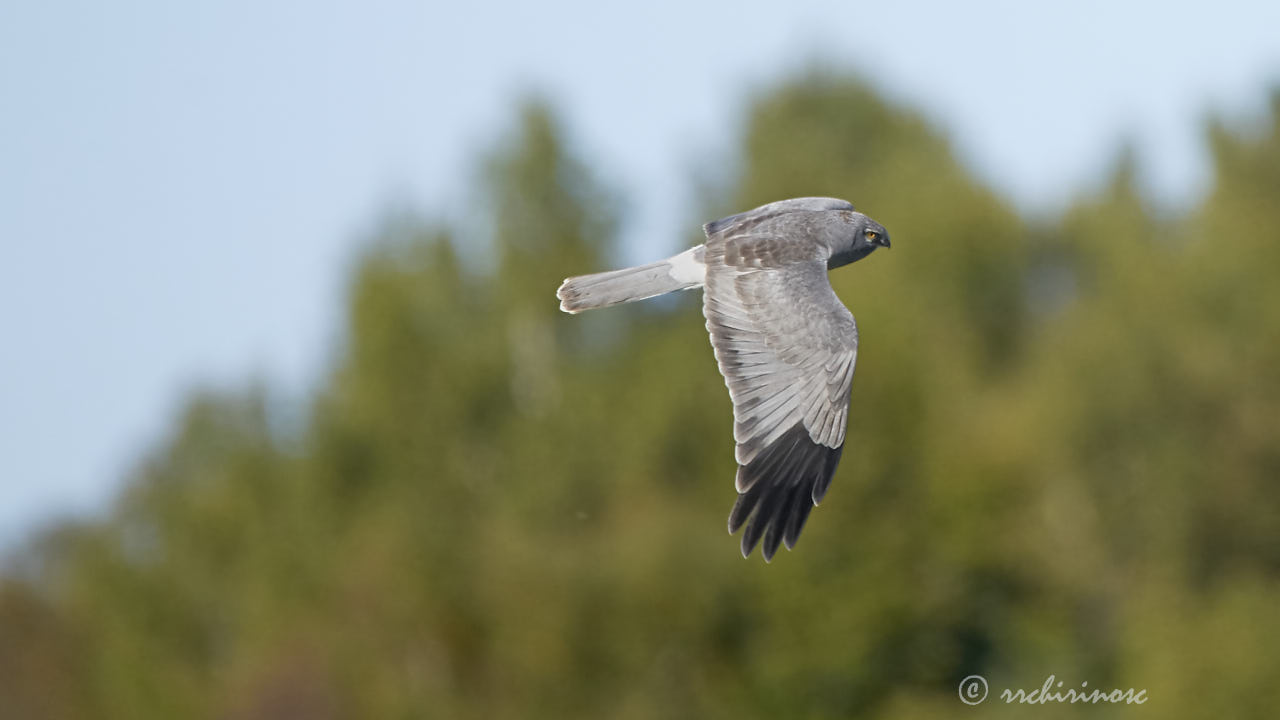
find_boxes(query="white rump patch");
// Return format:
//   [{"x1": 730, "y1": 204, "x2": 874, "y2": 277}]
[{"x1": 666, "y1": 247, "x2": 706, "y2": 285}]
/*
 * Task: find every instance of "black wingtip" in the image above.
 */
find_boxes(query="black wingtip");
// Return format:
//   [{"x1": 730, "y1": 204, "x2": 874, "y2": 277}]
[{"x1": 727, "y1": 423, "x2": 844, "y2": 561}]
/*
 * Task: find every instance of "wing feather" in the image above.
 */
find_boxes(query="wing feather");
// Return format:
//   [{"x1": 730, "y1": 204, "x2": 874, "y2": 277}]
[{"x1": 702, "y1": 232, "x2": 858, "y2": 560}]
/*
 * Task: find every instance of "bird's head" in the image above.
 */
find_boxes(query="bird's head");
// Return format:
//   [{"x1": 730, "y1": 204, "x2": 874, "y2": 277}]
[
  {"x1": 853, "y1": 214, "x2": 891, "y2": 251},
  {"x1": 828, "y1": 210, "x2": 890, "y2": 268}
]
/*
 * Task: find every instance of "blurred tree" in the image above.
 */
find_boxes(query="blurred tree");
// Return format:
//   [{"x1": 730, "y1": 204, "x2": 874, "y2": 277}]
[
  {"x1": 2, "y1": 78, "x2": 1277, "y2": 720},
  {"x1": 0, "y1": 579, "x2": 91, "y2": 718}
]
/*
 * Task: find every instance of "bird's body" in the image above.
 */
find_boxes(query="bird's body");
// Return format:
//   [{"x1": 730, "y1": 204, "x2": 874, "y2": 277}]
[{"x1": 557, "y1": 197, "x2": 890, "y2": 560}]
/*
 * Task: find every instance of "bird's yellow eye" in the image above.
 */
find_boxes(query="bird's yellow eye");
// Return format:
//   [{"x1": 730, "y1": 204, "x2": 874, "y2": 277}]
[{"x1": 864, "y1": 230, "x2": 879, "y2": 241}]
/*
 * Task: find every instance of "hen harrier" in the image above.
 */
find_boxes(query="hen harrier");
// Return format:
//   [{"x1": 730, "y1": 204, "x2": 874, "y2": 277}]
[{"x1": 557, "y1": 197, "x2": 890, "y2": 560}]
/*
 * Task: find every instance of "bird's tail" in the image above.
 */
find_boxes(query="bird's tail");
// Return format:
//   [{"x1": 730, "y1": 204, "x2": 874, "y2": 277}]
[{"x1": 557, "y1": 246, "x2": 705, "y2": 314}]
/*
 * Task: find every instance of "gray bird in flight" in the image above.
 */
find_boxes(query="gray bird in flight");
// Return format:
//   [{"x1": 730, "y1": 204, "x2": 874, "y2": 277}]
[{"x1": 557, "y1": 197, "x2": 890, "y2": 560}]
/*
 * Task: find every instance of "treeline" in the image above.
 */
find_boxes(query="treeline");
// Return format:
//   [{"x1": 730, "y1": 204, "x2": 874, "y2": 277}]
[{"x1": 2, "y1": 75, "x2": 1278, "y2": 719}]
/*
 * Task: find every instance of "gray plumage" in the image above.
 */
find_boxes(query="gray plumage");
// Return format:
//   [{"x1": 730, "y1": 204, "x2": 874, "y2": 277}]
[{"x1": 556, "y1": 197, "x2": 891, "y2": 561}]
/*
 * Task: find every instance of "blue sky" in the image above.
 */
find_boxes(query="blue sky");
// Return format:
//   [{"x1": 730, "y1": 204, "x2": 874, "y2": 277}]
[{"x1": 2, "y1": 0, "x2": 1278, "y2": 547}]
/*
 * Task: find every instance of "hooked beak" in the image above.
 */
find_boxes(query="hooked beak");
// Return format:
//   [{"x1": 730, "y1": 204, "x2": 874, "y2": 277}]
[{"x1": 877, "y1": 235, "x2": 891, "y2": 249}]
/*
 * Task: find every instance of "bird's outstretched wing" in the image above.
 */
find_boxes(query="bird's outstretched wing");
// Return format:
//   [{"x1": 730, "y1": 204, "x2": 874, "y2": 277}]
[{"x1": 702, "y1": 229, "x2": 858, "y2": 561}]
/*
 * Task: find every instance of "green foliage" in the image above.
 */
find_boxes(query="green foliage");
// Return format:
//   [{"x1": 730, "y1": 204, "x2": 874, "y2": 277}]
[{"x1": 3, "y1": 76, "x2": 1278, "y2": 719}]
